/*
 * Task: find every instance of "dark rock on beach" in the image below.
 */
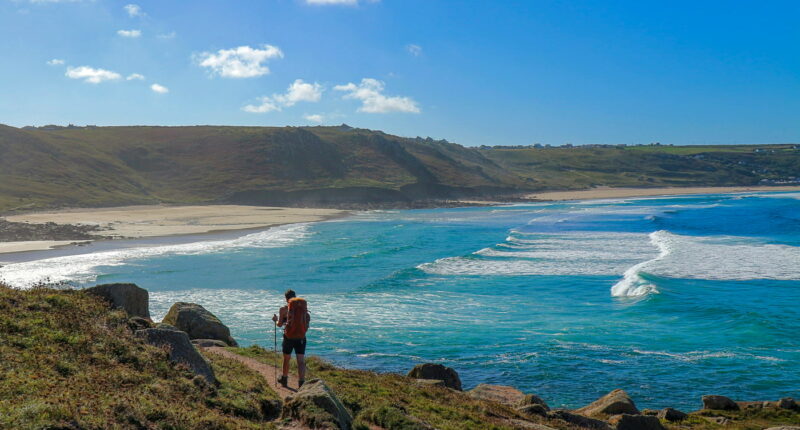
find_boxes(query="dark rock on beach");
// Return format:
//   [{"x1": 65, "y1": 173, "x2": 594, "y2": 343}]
[
  {"x1": 281, "y1": 379, "x2": 353, "y2": 430},
  {"x1": 162, "y1": 302, "x2": 238, "y2": 347},
  {"x1": 85, "y1": 283, "x2": 150, "y2": 319},
  {"x1": 702, "y1": 395, "x2": 739, "y2": 411},
  {"x1": 407, "y1": 363, "x2": 462, "y2": 391},
  {"x1": 135, "y1": 328, "x2": 216, "y2": 384},
  {"x1": 575, "y1": 389, "x2": 639, "y2": 417},
  {"x1": 0, "y1": 218, "x2": 111, "y2": 242}
]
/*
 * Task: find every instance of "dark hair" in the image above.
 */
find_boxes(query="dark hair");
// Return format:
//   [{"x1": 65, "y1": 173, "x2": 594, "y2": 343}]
[{"x1": 285, "y1": 289, "x2": 296, "y2": 300}]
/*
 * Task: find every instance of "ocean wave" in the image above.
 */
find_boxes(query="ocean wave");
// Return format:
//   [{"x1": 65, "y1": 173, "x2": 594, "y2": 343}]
[
  {"x1": 612, "y1": 230, "x2": 800, "y2": 297},
  {"x1": 0, "y1": 224, "x2": 310, "y2": 289}
]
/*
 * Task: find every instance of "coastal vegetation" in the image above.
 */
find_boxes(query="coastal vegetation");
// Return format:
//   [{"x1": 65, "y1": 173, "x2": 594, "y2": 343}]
[
  {"x1": 1, "y1": 124, "x2": 798, "y2": 213},
  {"x1": 2, "y1": 282, "x2": 798, "y2": 429}
]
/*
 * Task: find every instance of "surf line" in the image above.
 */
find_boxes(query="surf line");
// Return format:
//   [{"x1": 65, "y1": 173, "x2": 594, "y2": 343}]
[{"x1": 610, "y1": 230, "x2": 671, "y2": 297}]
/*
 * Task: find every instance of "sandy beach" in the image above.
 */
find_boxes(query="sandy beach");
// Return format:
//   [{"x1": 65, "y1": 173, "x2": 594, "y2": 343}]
[
  {"x1": 525, "y1": 186, "x2": 800, "y2": 201},
  {"x1": 0, "y1": 205, "x2": 346, "y2": 254}
]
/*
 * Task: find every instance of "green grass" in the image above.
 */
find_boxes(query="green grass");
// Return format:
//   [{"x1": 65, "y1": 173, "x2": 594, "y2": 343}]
[
  {"x1": 229, "y1": 345, "x2": 559, "y2": 430},
  {"x1": 4, "y1": 124, "x2": 796, "y2": 213},
  {"x1": 0, "y1": 284, "x2": 279, "y2": 429}
]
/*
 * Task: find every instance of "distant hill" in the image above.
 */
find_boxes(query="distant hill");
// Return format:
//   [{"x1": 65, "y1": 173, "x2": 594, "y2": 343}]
[{"x1": 1, "y1": 124, "x2": 798, "y2": 212}]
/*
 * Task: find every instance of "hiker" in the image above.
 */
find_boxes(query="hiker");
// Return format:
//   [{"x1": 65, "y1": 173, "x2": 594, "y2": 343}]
[{"x1": 272, "y1": 289, "x2": 310, "y2": 388}]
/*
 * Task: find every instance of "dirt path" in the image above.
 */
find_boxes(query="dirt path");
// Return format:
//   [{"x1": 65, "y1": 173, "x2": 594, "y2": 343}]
[{"x1": 203, "y1": 346, "x2": 302, "y2": 400}]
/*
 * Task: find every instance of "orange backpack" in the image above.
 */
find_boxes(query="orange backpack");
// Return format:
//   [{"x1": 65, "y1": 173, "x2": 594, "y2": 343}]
[{"x1": 284, "y1": 297, "x2": 309, "y2": 339}]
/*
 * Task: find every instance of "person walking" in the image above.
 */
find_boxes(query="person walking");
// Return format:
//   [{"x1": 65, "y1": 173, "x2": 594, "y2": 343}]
[{"x1": 272, "y1": 289, "x2": 310, "y2": 388}]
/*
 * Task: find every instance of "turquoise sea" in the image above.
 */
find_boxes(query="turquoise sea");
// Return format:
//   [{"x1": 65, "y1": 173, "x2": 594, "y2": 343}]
[{"x1": 2, "y1": 191, "x2": 799, "y2": 410}]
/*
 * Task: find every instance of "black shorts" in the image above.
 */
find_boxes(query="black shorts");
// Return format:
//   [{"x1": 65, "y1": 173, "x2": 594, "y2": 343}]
[{"x1": 282, "y1": 336, "x2": 307, "y2": 355}]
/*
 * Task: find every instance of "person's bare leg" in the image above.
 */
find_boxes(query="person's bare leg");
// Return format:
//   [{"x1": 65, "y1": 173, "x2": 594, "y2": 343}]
[
  {"x1": 282, "y1": 354, "x2": 291, "y2": 377},
  {"x1": 297, "y1": 354, "x2": 306, "y2": 381}
]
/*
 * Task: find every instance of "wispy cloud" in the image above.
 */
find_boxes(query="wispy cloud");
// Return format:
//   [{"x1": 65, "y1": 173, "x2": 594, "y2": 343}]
[
  {"x1": 406, "y1": 44, "x2": 422, "y2": 56},
  {"x1": 46, "y1": 58, "x2": 65, "y2": 66},
  {"x1": 117, "y1": 29, "x2": 142, "y2": 38},
  {"x1": 65, "y1": 66, "x2": 122, "y2": 84},
  {"x1": 150, "y1": 83, "x2": 169, "y2": 93},
  {"x1": 124, "y1": 4, "x2": 144, "y2": 17},
  {"x1": 243, "y1": 79, "x2": 323, "y2": 113},
  {"x1": 334, "y1": 78, "x2": 419, "y2": 113},
  {"x1": 304, "y1": 114, "x2": 325, "y2": 123},
  {"x1": 126, "y1": 73, "x2": 145, "y2": 81},
  {"x1": 196, "y1": 45, "x2": 283, "y2": 78},
  {"x1": 157, "y1": 31, "x2": 177, "y2": 40}
]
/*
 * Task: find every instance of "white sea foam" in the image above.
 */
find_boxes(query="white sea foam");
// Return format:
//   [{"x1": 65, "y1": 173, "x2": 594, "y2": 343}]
[
  {"x1": 419, "y1": 226, "x2": 800, "y2": 298},
  {"x1": 0, "y1": 224, "x2": 310, "y2": 289},
  {"x1": 612, "y1": 230, "x2": 800, "y2": 296}
]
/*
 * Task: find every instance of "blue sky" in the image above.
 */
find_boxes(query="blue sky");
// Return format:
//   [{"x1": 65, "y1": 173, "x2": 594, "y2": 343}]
[{"x1": 1, "y1": 0, "x2": 798, "y2": 146}]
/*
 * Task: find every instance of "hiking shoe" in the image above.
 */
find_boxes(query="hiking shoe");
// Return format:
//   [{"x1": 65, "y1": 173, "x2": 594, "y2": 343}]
[
  {"x1": 298, "y1": 379, "x2": 305, "y2": 388},
  {"x1": 278, "y1": 375, "x2": 288, "y2": 387}
]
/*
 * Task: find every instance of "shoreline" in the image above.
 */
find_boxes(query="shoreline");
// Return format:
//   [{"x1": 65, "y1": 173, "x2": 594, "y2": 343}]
[
  {"x1": 524, "y1": 185, "x2": 800, "y2": 201},
  {"x1": 2, "y1": 185, "x2": 799, "y2": 255},
  {"x1": 0, "y1": 205, "x2": 348, "y2": 255}
]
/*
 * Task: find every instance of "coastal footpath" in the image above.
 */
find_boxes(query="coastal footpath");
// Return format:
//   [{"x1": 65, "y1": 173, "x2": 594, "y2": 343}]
[{"x1": 1, "y1": 282, "x2": 798, "y2": 429}]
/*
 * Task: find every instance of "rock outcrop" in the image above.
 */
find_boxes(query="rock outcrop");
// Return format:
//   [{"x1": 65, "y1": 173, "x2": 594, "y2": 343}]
[
  {"x1": 778, "y1": 397, "x2": 798, "y2": 410},
  {"x1": 547, "y1": 410, "x2": 610, "y2": 430},
  {"x1": 702, "y1": 395, "x2": 739, "y2": 411},
  {"x1": 281, "y1": 379, "x2": 353, "y2": 430},
  {"x1": 191, "y1": 339, "x2": 229, "y2": 348},
  {"x1": 575, "y1": 389, "x2": 639, "y2": 417},
  {"x1": 468, "y1": 384, "x2": 525, "y2": 406},
  {"x1": 135, "y1": 328, "x2": 215, "y2": 384},
  {"x1": 609, "y1": 414, "x2": 665, "y2": 430},
  {"x1": 517, "y1": 404, "x2": 548, "y2": 417},
  {"x1": 658, "y1": 407, "x2": 687, "y2": 422},
  {"x1": 519, "y1": 393, "x2": 549, "y2": 409},
  {"x1": 407, "y1": 363, "x2": 461, "y2": 391},
  {"x1": 85, "y1": 283, "x2": 150, "y2": 319},
  {"x1": 162, "y1": 302, "x2": 238, "y2": 347}
]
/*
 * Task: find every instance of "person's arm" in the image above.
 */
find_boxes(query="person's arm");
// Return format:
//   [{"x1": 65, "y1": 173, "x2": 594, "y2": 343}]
[
  {"x1": 305, "y1": 311, "x2": 310, "y2": 329},
  {"x1": 274, "y1": 306, "x2": 288, "y2": 327}
]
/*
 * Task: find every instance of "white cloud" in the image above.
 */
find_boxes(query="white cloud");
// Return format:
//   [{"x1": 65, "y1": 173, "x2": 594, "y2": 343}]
[
  {"x1": 46, "y1": 58, "x2": 65, "y2": 66},
  {"x1": 406, "y1": 44, "x2": 422, "y2": 56},
  {"x1": 65, "y1": 66, "x2": 122, "y2": 84},
  {"x1": 243, "y1": 79, "x2": 323, "y2": 113},
  {"x1": 150, "y1": 83, "x2": 169, "y2": 93},
  {"x1": 157, "y1": 31, "x2": 176, "y2": 39},
  {"x1": 304, "y1": 114, "x2": 325, "y2": 123},
  {"x1": 126, "y1": 73, "x2": 145, "y2": 81},
  {"x1": 117, "y1": 29, "x2": 142, "y2": 38},
  {"x1": 124, "y1": 4, "x2": 143, "y2": 17},
  {"x1": 334, "y1": 78, "x2": 420, "y2": 114},
  {"x1": 196, "y1": 45, "x2": 283, "y2": 78}
]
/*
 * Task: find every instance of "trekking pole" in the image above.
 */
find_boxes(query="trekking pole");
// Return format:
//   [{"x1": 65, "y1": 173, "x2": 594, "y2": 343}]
[{"x1": 273, "y1": 319, "x2": 277, "y2": 384}]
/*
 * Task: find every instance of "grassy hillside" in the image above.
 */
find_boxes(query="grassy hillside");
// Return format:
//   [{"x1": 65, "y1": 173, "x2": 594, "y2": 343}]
[
  {"x1": 0, "y1": 283, "x2": 281, "y2": 429},
  {"x1": 2, "y1": 284, "x2": 798, "y2": 429},
  {"x1": 1, "y1": 123, "x2": 798, "y2": 213},
  {"x1": 481, "y1": 144, "x2": 800, "y2": 190}
]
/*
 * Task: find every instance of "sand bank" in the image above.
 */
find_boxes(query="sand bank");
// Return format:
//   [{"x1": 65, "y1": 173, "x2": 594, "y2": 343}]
[
  {"x1": 0, "y1": 205, "x2": 346, "y2": 254},
  {"x1": 525, "y1": 186, "x2": 800, "y2": 201}
]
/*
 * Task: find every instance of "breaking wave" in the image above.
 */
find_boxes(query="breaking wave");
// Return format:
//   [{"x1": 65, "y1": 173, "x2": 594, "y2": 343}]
[{"x1": 0, "y1": 224, "x2": 310, "y2": 289}]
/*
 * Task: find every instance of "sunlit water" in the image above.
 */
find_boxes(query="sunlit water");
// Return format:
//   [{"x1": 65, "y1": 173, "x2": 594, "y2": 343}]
[{"x1": 2, "y1": 192, "x2": 799, "y2": 410}]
